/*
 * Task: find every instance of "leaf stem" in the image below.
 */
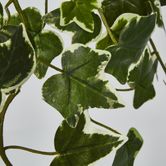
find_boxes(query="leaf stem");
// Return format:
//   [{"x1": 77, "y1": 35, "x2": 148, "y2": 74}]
[
  {"x1": 0, "y1": 90, "x2": 20, "y2": 166},
  {"x1": 116, "y1": 88, "x2": 134, "y2": 92},
  {"x1": 91, "y1": 118, "x2": 121, "y2": 135},
  {"x1": 98, "y1": 8, "x2": 117, "y2": 44},
  {"x1": 149, "y1": 38, "x2": 166, "y2": 74},
  {"x1": 38, "y1": 58, "x2": 64, "y2": 73},
  {"x1": 45, "y1": 0, "x2": 48, "y2": 14},
  {"x1": 4, "y1": 145, "x2": 59, "y2": 156}
]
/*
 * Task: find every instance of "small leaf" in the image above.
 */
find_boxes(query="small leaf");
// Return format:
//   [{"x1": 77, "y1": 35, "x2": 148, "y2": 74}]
[
  {"x1": 8, "y1": 7, "x2": 43, "y2": 34},
  {"x1": 128, "y1": 50, "x2": 158, "y2": 109},
  {"x1": 112, "y1": 128, "x2": 143, "y2": 166},
  {"x1": 34, "y1": 30, "x2": 63, "y2": 79},
  {"x1": 0, "y1": 2, "x2": 3, "y2": 28},
  {"x1": 51, "y1": 113, "x2": 125, "y2": 166},
  {"x1": 42, "y1": 45, "x2": 124, "y2": 127},
  {"x1": 60, "y1": 0, "x2": 99, "y2": 32},
  {"x1": 43, "y1": 8, "x2": 101, "y2": 44},
  {"x1": 105, "y1": 13, "x2": 156, "y2": 84},
  {"x1": 102, "y1": 0, "x2": 163, "y2": 27},
  {"x1": 0, "y1": 24, "x2": 36, "y2": 92}
]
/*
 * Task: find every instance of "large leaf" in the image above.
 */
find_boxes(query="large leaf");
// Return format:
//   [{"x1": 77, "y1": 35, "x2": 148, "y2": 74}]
[
  {"x1": 8, "y1": 7, "x2": 43, "y2": 34},
  {"x1": 112, "y1": 128, "x2": 143, "y2": 166},
  {"x1": 0, "y1": 2, "x2": 3, "y2": 28},
  {"x1": 34, "y1": 30, "x2": 63, "y2": 79},
  {"x1": 128, "y1": 50, "x2": 158, "y2": 109},
  {"x1": 42, "y1": 45, "x2": 124, "y2": 127},
  {"x1": 43, "y1": 8, "x2": 101, "y2": 44},
  {"x1": 0, "y1": 24, "x2": 36, "y2": 92},
  {"x1": 105, "y1": 13, "x2": 156, "y2": 84},
  {"x1": 102, "y1": 0, "x2": 163, "y2": 27},
  {"x1": 50, "y1": 112, "x2": 125, "y2": 166},
  {"x1": 60, "y1": 0, "x2": 99, "y2": 32}
]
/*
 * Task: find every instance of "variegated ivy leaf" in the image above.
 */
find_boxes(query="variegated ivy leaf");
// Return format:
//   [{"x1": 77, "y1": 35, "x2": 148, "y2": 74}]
[
  {"x1": 0, "y1": 24, "x2": 36, "y2": 92},
  {"x1": 8, "y1": 7, "x2": 43, "y2": 34},
  {"x1": 34, "y1": 30, "x2": 63, "y2": 79},
  {"x1": 128, "y1": 49, "x2": 158, "y2": 109},
  {"x1": 0, "y1": 2, "x2": 3, "y2": 28},
  {"x1": 112, "y1": 128, "x2": 143, "y2": 166},
  {"x1": 42, "y1": 45, "x2": 124, "y2": 127},
  {"x1": 43, "y1": 8, "x2": 101, "y2": 44},
  {"x1": 160, "y1": 0, "x2": 166, "y2": 6},
  {"x1": 60, "y1": 0, "x2": 99, "y2": 33},
  {"x1": 50, "y1": 112, "x2": 125, "y2": 166},
  {"x1": 102, "y1": 0, "x2": 163, "y2": 27},
  {"x1": 7, "y1": 7, "x2": 63, "y2": 79},
  {"x1": 105, "y1": 13, "x2": 156, "y2": 84}
]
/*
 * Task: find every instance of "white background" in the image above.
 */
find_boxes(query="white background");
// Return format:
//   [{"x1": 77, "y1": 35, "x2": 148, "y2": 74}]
[{"x1": 0, "y1": 0, "x2": 166, "y2": 165}]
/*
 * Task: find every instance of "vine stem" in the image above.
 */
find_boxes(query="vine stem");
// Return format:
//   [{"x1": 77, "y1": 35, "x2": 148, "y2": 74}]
[
  {"x1": 98, "y1": 8, "x2": 117, "y2": 44},
  {"x1": 5, "y1": 0, "x2": 29, "y2": 28},
  {"x1": 91, "y1": 118, "x2": 121, "y2": 135},
  {"x1": 0, "y1": 90, "x2": 20, "y2": 166},
  {"x1": 149, "y1": 38, "x2": 166, "y2": 74},
  {"x1": 116, "y1": 88, "x2": 134, "y2": 92},
  {"x1": 4, "y1": 145, "x2": 59, "y2": 156}
]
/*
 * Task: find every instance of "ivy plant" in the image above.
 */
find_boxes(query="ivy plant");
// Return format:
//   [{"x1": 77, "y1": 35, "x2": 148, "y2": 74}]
[{"x1": 0, "y1": 0, "x2": 166, "y2": 165}]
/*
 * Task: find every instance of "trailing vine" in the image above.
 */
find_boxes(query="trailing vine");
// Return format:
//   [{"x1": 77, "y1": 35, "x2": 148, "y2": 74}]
[{"x1": 0, "y1": 0, "x2": 166, "y2": 165}]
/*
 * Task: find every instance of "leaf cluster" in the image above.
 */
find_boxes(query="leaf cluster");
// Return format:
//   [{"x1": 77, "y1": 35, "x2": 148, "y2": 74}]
[{"x1": 0, "y1": 0, "x2": 165, "y2": 165}]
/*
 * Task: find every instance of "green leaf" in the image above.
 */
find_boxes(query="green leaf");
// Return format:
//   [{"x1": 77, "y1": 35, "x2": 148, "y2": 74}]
[
  {"x1": 0, "y1": 24, "x2": 36, "y2": 92},
  {"x1": 43, "y1": 8, "x2": 102, "y2": 44},
  {"x1": 105, "y1": 13, "x2": 156, "y2": 84},
  {"x1": 112, "y1": 128, "x2": 143, "y2": 166},
  {"x1": 102, "y1": 0, "x2": 163, "y2": 27},
  {"x1": 160, "y1": 0, "x2": 166, "y2": 6},
  {"x1": 51, "y1": 112, "x2": 125, "y2": 166},
  {"x1": 42, "y1": 45, "x2": 124, "y2": 127},
  {"x1": 0, "y1": 2, "x2": 3, "y2": 28},
  {"x1": 60, "y1": 0, "x2": 99, "y2": 32},
  {"x1": 34, "y1": 30, "x2": 63, "y2": 79},
  {"x1": 128, "y1": 50, "x2": 158, "y2": 109},
  {"x1": 96, "y1": 34, "x2": 113, "y2": 50},
  {"x1": 8, "y1": 7, "x2": 43, "y2": 34}
]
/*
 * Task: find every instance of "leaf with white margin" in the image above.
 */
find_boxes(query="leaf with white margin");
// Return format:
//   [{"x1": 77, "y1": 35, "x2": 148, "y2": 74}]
[
  {"x1": 128, "y1": 49, "x2": 158, "y2": 109},
  {"x1": 43, "y1": 8, "x2": 102, "y2": 44},
  {"x1": 60, "y1": 0, "x2": 99, "y2": 33},
  {"x1": 34, "y1": 30, "x2": 63, "y2": 79},
  {"x1": 0, "y1": 24, "x2": 36, "y2": 92},
  {"x1": 42, "y1": 45, "x2": 124, "y2": 127},
  {"x1": 105, "y1": 13, "x2": 156, "y2": 84},
  {"x1": 50, "y1": 112, "x2": 126, "y2": 166},
  {"x1": 112, "y1": 128, "x2": 143, "y2": 166}
]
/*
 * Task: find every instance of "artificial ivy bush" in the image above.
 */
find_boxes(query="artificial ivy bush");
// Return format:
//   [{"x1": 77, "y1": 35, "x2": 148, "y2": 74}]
[{"x1": 0, "y1": 0, "x2": 166, "y2": 165}]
